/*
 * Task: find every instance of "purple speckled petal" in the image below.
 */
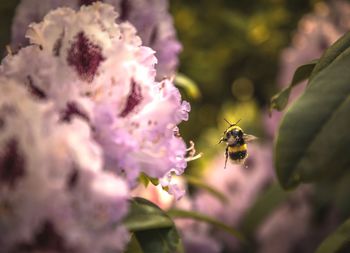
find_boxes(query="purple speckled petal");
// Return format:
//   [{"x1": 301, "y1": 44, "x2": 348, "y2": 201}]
[
  {"x1": 0, "y1": 80, "x2": 129, "y2": 253},
  {"x1": 4, "y1": 2, "x2": 189, "y2": 194},
  {"x1": 67, "y1": 32, "x2": 105, "y2": 82},
  {"x1": 0, "y1": 138, "x2": 26, "y2": 189}
]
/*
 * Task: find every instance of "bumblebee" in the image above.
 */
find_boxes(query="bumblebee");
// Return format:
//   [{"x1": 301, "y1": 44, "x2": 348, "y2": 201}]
[{"x1": 219, "y1": 119, "x2": 257, "y2": 169}]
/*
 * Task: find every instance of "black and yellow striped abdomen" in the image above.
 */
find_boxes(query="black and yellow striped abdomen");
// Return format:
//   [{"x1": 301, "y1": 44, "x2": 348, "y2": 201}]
[{"x1": 228, "y1": 144, "x2": 248, "y2": 163}]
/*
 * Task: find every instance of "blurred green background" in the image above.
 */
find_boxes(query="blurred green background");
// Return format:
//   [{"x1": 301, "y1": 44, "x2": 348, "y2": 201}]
[
  {"x1": 170, "y1": 0, "x2": 320, "y2": 175},
  {"x1": 171, "y1": 1, "x2": 315, "y2": 118}
]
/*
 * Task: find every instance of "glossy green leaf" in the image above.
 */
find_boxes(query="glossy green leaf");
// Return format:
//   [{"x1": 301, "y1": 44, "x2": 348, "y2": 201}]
[
  {"x1": 270, "y1": 60, "x2": 317, "y2": 111},
  {"x1": 123, "y1": 198, "x2": 183, "y2": 253},
  {"x1": 315, "y1": 218, "x2": 350, "y2": 253},
  {"x1": 124, "y1": 197, "x2": 173, "y2": 231},
  {"x1": 185, "y1": 175, "x2": 228, "y2": 203},
  {"x1": 167, "y1": 208, "x2": 247, "y2": 243},
  {"x1": 275, "y1": 45, "x2": 350, "y2": 189},
  {"x1": 124, "y1": 234, "x2": 144, "y2": 253},
  {"x1": 310, "y1": 32, "x2": 350, "y2": 82},
  {"x1": 241, "y1": 183, "x2": 289, "y2": 235},
  {"x1": 270, "y1": 86, "x2": 291, "y2": 112},
  {"x1": 175, "y1": 73, "x2": 201, "y2": 100},
  {"x1": 333, "y1": 172, "x2": 350, "y2": 218},
  {"x1": 132, "y1": 227, "x2": 183, "y2": 253}
]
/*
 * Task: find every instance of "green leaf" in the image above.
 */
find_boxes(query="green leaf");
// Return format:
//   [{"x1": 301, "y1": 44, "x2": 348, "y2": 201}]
[
  {"x1": 149, "y1": 177, "x2": 160, "y2": 186},
  {"x1": 270, "y1": 60, "x2": 317, "y2": 111},
  {"x1": 138, "y1": 173, "x2": 160, "y2": 188},
  {"x1": 291, "y1": 59, "x2": 318, "y2": 85},
  {"x1": 241, "y1": 183, "x2": 289, "y2": 235},
  {"x1": 275, "y1": 45, "x2": 350, "y2": 189},
  {"x1": 133, "y1": 227, "x2": 183, "y2": 253},
  {"x1": 138, "y1": 173, "x2": 150, "y2": 187},
  {"x1": 123, "y1": 198, "x2": 183, "y2": 253},
  {"x1": 270, "y1": 86, "x2": 291, "y2": 111},
  {"x1": 167, "y1": 208, "x2": 247, "y2": 243},
  {"x1": 124, "y1": 234, "x2": 144, "y2": 253},
  {"x1": 271, "y1": 32, "x2": 350, "y2": 114},
  {"x1": 333, "y1": 172, "x2": 350, "y2": 218},
  {"x1": 185, "y1": 175, "x2": 228, "y2": 203},
  {"x1": 124, "y1": 197, "x2": 173, "y2": 231},
  {"x1": 315, "y1": 218, "x2": 350, "y2": 253},
  {"x1": 310, "y1": 32, "x2": 350, "y2": 82},
  {"x1": 175, "y1": 73, "x2": 202, "y2": 100}
]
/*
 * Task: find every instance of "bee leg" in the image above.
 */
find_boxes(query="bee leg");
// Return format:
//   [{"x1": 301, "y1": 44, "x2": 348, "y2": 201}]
[{"x1": 224, "y1": 147, "x2": 228, "y2": 169}]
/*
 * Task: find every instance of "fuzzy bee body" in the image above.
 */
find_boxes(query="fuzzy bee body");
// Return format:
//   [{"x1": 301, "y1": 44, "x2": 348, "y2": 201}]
[
  {"x1": 228, "y1": 143, "x2": 248, "y2": 163},
  {"x1": 219, "y1": 120, "x2": 256, "y2": 169}
]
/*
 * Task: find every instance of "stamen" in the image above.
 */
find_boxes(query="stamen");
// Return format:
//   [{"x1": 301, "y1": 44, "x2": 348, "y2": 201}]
[{"x1": 185, "y1": 141, "x2": 203, "y2": 162}]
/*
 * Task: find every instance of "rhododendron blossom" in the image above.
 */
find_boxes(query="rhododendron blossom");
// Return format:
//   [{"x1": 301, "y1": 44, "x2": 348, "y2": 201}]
[
  {"x1": 12, "y1": 0, "x2": 182, "y2": 80},
  {"x1": 1, "y1": 3, "x2": 190, "y2": 197}
]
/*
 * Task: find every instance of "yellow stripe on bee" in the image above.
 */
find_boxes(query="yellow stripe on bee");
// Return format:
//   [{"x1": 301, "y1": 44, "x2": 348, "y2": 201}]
[
  {"x1": 226, "y1": 125, "x2": 242, "y2": 133},
  {"x1": 228, "y1": 144, "x2": 247, "y2": 153}
]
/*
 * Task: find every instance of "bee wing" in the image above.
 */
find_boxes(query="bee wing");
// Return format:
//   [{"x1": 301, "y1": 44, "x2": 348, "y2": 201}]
[{"x1": 243, "y1": 134, "x2": 258, "y2": 143}]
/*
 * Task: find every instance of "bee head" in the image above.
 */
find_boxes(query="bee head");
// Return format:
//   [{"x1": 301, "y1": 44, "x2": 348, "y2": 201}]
[
  {"x1": 219, "y1": 118, "x2": 258, "y2": 146},
  {"x1": 229, "y1": 127, "x2": 243, "y2": 139},
  {"x1": 219, "y1": 119, "x2": 242, "y2": 144}
]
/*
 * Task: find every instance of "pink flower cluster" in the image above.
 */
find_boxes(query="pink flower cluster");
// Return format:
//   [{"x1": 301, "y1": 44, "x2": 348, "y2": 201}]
[
  {"x1": 0, "y1": 79, "x2": 129, "y2": 252},
  {"x1": 12, "y1": 0, "x2": 182, "y2": 80},
  {"x1": 0, "y1": 2, "x2": 189, "y2": 252},
  {"x1": 2, "y1": 2, "x2": 190, "y2": 193}
]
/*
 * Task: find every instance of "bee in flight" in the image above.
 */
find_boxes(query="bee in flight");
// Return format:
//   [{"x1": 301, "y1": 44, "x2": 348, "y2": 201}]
[{"x1": 219, "y1": 119, "x2": 257, "y2": 169}]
